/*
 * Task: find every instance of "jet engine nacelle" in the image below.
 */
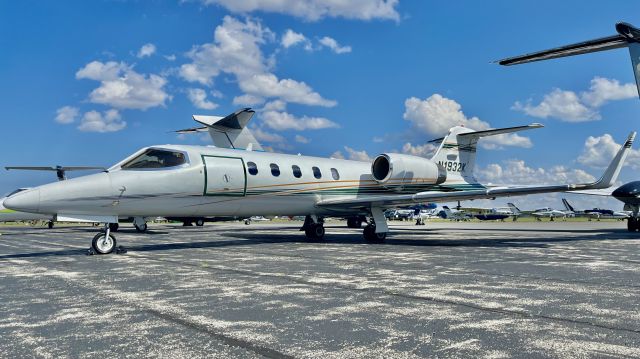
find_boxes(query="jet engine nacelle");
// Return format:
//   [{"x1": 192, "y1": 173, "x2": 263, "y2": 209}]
[{"x1": 371, "y1": 153, "x2": 446, "y2": 190}]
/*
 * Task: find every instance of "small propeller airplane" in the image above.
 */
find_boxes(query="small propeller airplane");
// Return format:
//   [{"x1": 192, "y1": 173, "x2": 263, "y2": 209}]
[{"x1": 3, "y1": 107, "x2": 634, "y2": 255}]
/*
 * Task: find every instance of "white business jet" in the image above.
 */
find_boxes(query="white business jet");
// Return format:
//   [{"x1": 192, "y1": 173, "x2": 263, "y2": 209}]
[{"x1": 3, "y1": 108, "x2": 634, "y2": 254}]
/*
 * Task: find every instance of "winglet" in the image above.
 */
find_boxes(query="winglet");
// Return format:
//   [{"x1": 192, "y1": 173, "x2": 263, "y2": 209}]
[{"x1": 587, "y1": 131, "x2": 635, "y2": 189}]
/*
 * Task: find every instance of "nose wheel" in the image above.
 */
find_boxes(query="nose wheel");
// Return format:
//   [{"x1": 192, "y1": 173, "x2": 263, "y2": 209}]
[{"x1": 91, "y1": 232, "x2": 117, "y2": 254}]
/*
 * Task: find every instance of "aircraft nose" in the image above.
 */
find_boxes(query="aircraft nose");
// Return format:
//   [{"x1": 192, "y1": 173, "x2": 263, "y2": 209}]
[{"x1": 4, "y1": 188, "x2": 40, "y2": 213}]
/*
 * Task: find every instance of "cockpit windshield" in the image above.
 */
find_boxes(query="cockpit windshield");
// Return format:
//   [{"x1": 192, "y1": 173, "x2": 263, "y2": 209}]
[{"x1": 121, "y1": 149, "x2": 188, "y2": 170}]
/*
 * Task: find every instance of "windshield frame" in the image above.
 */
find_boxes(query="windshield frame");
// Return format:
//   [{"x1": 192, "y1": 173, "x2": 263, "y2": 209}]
[{"x1": 113, "y1": 147, "x2": 191, "y2": 172}]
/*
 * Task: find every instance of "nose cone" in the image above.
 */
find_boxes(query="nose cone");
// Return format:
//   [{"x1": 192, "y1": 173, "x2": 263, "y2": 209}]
[{"x1": 4, "y1": 188, "x2": 40, "y2": 213}]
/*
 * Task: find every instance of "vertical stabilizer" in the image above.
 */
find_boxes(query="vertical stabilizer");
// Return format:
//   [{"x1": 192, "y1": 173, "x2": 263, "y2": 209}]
[{"x1": 430, "y1": 124, "x2": 543, "y2": 185}]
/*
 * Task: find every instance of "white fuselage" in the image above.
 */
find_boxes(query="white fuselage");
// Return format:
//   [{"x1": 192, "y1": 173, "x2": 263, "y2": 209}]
[{"x1": 4, "y1": 145, "x2": 455, "y2": 219}]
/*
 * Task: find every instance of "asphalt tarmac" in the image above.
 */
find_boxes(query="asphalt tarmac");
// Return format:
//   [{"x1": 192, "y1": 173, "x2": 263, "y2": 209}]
[{"x1": 0, "y1": 220, "x2": 639, "y2": 358}]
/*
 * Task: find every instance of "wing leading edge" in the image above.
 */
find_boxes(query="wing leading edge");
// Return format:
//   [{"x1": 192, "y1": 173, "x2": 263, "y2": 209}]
[{"x1": 317, "y1": 132, "x2": 635, "y2": 210}]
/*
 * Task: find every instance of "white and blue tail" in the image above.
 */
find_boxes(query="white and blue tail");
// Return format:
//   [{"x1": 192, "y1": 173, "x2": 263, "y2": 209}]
[{"x1": 430, "y1": 124, "x2": 543, "y2": 186}]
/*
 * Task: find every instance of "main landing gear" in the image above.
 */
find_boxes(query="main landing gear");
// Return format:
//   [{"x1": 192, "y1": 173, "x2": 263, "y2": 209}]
[
  {"x1": 133, "y1": 217, "x2": 148, "y2": 232},
  {"x1": 346, "y1": 216, "x2": 364, "y2": 228},
  {"x1": 302, "y1": 215, "x2": 325, "y2": 240},
  {"x1": 363, "y1": 207, "x2": 389, "y2": 243},
  {"x1": 363, "y1": 224, "x2": 386, "y2": 242},
  {"x1": 628, "y1": 217, "x2": 639, "y2": 232}
]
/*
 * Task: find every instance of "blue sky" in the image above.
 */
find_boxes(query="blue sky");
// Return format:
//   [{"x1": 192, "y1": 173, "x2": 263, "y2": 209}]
[{"x1": 1, "y1": 0, "x2": 640, "y2": 209}]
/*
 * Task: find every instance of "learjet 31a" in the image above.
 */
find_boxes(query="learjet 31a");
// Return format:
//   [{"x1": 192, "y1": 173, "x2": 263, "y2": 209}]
[{"x1": 3, "y1": 108, "x2": 635, "y2": 254}]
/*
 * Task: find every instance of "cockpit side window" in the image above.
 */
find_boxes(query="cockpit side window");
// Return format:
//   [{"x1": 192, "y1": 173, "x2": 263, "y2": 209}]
[{"x1": 121, "y1": 149, "x2": 187, "y2": 170}]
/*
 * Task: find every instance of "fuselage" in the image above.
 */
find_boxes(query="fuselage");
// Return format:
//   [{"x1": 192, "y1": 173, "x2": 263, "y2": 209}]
[{"x1": 4, "y1": 145, "x2": 472, "y2": 219}]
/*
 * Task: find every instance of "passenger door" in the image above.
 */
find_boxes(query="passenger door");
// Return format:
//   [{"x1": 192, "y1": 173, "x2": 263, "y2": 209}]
[{"x1": 202, "y1": 155, "x2": 247, "y2": 196}]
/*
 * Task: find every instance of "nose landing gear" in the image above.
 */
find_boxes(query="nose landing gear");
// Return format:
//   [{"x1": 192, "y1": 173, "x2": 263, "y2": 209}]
[{"x1": 88, "y1": 223, "x2": 126, "y2": 255}]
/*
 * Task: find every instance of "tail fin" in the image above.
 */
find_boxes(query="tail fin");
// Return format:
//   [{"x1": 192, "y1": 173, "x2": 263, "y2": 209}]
[
  {"x1": 430, "y1": 124, "x2": 543, "y2": 184},
  {"x1": 561, "y1": 198, "x2": 576, "y2": 212},
  {"x1": 507, "y1": 203, "x2": 521, "y2": 215},
  {"x1": 175, "y1": 108, "x2": 263, "y2": 151},
  {"x1": 497, "y1": 22, "x2": 640, "y2": 100},
  {"x1": 442, "y1": 206, "x2": 453, "y2": 218}
]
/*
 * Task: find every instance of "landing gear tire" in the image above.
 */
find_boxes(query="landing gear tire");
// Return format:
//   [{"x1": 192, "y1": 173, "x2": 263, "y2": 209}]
[
  {"x1": 305, "y1": 224, "x2": 325, "y2": 240},
  {"x1": 109, "y1": 223, "x2": 119, "y2": 232},
  {"x1": 347, "y1": 218, "x2": 362, "y2": 228},
  {"x1": 195, "y1": 219, "x2": 205, "y2": 227},
  {"x1": 91, "y1": 232, "x2": 117, "y2": 254},
  {"x1": 627, "y1": 217, "x2": 638, "y2": 232},
  {"x1": 363, "y1": 225, "x2": 386, "y2": 243},
  {"x1": 47, "y1": 221, "x2": 54, "y2": 229},
  {"x1": 134, "y1": 223, "x2": 148, "y2": 232}
]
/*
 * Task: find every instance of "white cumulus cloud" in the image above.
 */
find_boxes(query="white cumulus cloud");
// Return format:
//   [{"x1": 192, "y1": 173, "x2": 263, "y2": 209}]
[
  {"x1": 262, "y1": 110, "x2": 339, "y2": 131},
  {"x1": 319, "y1": 36, "x2": 351, "y2": 54},
  {"x1": 513, "y1": 77, "x2": 637, "y2": 122},
  {"x1": 137, "y1": 43, "x2": 157, "y2": 58},
  {"x1": 77, "y1": 109, "x2": 126, "y2": 133},
  {"x1": 281, "y1": 29, "x2": 311, "y2": 50},
  {"x1": 76, "y1": 61, "x2": 170, "y2": 110},
  {"x1": 330, "y1": 146, "x2": 372, "y2": 161},
  {"x1": 577, "y1": 133, "x2": 640, "y2": 170},
  {"x1": 187, "y1": 88, "x2": 218, "y2": 110},
  {"x1": 55, "y1": 106, "x2": 79, "y2": 124},
  {"x1": 197, "y1": 0, "x2": 400, "y2": 22},
  {"x1": 179, "y1": 16, "x2": 335, "y2": 108},
  {"x1": 401, "y1": 142, "x2": 437, "y2": 157},
  {"x1": 403, "y1": 94, "x2": 533, "y2": 149}
]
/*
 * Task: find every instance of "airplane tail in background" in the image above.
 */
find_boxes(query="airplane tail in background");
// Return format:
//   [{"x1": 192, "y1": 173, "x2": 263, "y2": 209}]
[
  {"x1": 507, "y1": 203, "x2": 521, "y2": 215},
  {"x1": 562, "y1": 198, "x2": 576, "y2": 212},
  {"x1": 429, "y1": 124, "x2": 543, "y2": 185},
  {"x1": 497, "y1": 22, "x2": 640, "y2": 100}
]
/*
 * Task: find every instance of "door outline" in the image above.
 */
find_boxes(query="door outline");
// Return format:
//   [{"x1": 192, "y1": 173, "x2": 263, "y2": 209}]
[{"x1": 201, "y1": 155, "x2": 247, "y2": 197}]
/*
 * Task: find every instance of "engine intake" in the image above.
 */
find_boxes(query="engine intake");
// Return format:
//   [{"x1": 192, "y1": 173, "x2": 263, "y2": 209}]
[{"x1": 371, "y1": 153, "x2": 446, "y2": 190}]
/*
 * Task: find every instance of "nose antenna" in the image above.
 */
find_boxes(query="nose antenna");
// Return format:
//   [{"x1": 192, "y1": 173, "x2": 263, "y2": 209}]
[{"x1": 5, "y1": 166, "x2": 106, "y2": 181}]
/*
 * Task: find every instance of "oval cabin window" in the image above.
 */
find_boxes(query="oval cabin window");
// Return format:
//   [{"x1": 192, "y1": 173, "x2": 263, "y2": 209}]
[
  {"x1": 270, "y1": 163, "x2": 280, "y2": 177},
  {"x1": 247, "y1": 162, "x2": 258, "y2": 175},
  {"x1": 292, "y1": 165, "x2": 302, "y2": 178},
  {"x1": 312, "y1": 166, "x2": 322, "y2": 179},
  {"x1": 331, "y1": 168, "x2": 340, "y2": 180}
]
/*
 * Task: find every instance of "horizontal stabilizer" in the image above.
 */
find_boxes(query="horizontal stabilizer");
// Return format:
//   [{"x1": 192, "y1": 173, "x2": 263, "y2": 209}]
[
  {"x1": 429, "y1": 123, "x2": 543, "y2": 143},
  {"x1": 176, "y1": 108, "x2": 263, "y2": 151}
]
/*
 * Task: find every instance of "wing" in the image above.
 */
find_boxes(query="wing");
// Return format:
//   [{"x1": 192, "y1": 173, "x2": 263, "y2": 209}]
[{"x1": 317, "y1": 132, "x2": 635, "y2": 210}]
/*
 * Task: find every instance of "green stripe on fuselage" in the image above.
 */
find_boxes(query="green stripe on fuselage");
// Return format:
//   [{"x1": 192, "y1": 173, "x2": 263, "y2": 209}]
[{"x1": 0, "y1": 209, "x2": 17, "y2": 213}]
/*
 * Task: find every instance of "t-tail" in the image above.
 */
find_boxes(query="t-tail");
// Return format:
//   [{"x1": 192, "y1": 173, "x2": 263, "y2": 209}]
[
  {"x1": 429, "y1": 123, "x2": 543, "y2": 185},
  {"x1": 561, "y1": 198, "x2": 576, "y2": 212},
  {"x1": 497, "y1": 22, "x2": 640, "y2": 99},
  {"x1": 507, "y1": 203, "x2": 521, "y2": 216}
]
